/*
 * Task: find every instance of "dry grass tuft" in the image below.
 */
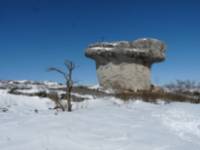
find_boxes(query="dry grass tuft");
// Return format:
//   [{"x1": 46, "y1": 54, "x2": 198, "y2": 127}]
[{"x1": 115, "y1": 90, "x2": 200, "y2": 104}]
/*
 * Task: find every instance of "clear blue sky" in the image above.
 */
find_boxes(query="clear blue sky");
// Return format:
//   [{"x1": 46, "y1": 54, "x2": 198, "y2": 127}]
[{"x1": 0, "y1": 0, "x2": 200, "y2": 85}]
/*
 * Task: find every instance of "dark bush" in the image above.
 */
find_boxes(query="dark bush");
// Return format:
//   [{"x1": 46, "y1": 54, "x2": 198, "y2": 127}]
[
  {"x1": 8, "y1": 87, "x2": 18, "y2": 94},
  {"x1": 0, "y1": 107, "x2": 9, "y2": 112},
  {"x1": 35, "y1": 91, "x2": 48, "y2": 97}
]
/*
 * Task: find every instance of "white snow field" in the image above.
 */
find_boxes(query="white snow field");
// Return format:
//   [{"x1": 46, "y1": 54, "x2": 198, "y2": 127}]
[{"x1": 1, "y1": 89, "x2": 200, "y2": 150}]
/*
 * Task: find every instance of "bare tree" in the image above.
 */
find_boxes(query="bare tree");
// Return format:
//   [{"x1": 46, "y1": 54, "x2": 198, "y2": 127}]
[
  {"x1": 48, "y1": 60, "x2": 75, "y2": 112},
  {"x1": 165, "y1": 80, "x2": 199, "y2": 92}
]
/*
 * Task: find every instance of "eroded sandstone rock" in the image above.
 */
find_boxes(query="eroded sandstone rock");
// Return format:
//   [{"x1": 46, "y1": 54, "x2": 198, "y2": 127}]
[{"x1": 85, "y1": 38, "x2": 166, "y2": 92}]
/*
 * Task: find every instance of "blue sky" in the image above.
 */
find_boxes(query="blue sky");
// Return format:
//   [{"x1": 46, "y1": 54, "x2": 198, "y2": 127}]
[{"x1": 0, "y1": 0, "x2": 200, "y2": 85}]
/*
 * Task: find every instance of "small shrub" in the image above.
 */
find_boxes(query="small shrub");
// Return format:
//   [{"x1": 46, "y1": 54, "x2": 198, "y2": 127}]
[
  {"x1": 0, "y1": 107, "x2": 9, "y2": 112},
  {"x1": 34, "y1": 109, "x2": 39, "y2": 113},
  {"x1": 35, "y1": 91, "x2": 48, "y2": 97},
  {"x1": 47, "y1": 92, "x2": 65, "y2": 111},
  {"x1": 8, "y1": 87, "x2": 18, "y2": 94}
]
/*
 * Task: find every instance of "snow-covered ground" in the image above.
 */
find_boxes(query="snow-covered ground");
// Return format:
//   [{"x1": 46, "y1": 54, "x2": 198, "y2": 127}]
[{"x1": 1, "y1": 89, "x2": 200, "y2": 150}]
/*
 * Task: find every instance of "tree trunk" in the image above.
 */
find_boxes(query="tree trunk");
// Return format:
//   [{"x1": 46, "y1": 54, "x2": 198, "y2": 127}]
[
  {"x1": 66, "y1": 85, "x2": 72, "y2": 112},
  {"x1": 66, "y1": 66, "x2": 73, "y2": 112}
]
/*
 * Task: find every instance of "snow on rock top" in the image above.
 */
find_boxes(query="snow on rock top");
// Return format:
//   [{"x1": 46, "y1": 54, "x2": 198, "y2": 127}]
[{"x1": 86, "y1": 38, "x2": 166, "y2": 63}]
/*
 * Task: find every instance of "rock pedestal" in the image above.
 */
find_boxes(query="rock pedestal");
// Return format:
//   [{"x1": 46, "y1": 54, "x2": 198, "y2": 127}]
[{"x1": 85, "y1": 38, "x2": 166, "y2": 92}]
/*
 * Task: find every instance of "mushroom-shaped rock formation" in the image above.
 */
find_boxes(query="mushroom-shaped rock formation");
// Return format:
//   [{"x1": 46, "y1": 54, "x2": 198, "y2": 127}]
[{"x1": 85, "y1": 38, "x2": 166, "y2": 92}]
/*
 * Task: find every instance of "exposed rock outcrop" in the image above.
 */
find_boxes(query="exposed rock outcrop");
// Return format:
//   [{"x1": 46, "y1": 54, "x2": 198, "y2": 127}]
[{"x1": 85, "y1": 38, "x2": 166, "y2": 92}]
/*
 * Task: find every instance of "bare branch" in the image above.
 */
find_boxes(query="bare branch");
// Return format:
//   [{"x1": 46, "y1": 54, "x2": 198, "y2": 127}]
[
  {"x1": 64, "y1": 60, "x2": 75, "y2": 71},
  {"x1": 48, "y1": 67, "x2": 66, "y2": 77}
]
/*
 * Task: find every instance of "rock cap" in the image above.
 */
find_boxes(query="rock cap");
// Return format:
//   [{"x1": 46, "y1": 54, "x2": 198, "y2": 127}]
[{"x1": 86, "y1": 38, "x2": 166, "y2": 64}]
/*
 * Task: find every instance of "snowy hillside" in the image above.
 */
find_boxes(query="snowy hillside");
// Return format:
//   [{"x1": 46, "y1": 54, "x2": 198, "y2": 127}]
[
  {"x1": 1, "y1": 87, "x2": 200, "y2": 150},
  {"x1": 0, "y1": 80, "x2": 64, "y2": 91}
]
